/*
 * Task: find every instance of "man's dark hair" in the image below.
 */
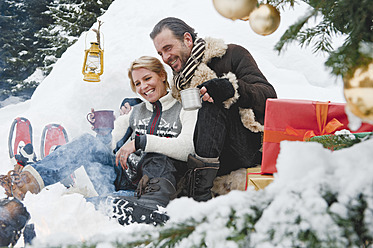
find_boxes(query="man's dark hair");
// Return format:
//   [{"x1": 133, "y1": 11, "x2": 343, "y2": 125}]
[{"x1": 150, "y1": 17, "x2": 198, "y2": 43}]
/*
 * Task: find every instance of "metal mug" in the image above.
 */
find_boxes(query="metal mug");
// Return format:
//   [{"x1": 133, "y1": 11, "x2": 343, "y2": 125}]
[{"x1": 180, "y1": 88, "x2": 202, "y2": 111}]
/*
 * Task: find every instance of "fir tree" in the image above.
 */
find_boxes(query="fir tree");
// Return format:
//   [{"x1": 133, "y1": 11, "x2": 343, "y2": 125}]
[
  {"x1": 0, "y1": 0, "x2": 113, "y2": 107},
  {"x1": 267, "y1": 0, "x2": 373, "y2": 77},
  {"x1": 34, "y1": 0, "x2": 113, "y2": 78},
  {"x1": 0, "y1": 0, "x2": 52, "y2": 103}
]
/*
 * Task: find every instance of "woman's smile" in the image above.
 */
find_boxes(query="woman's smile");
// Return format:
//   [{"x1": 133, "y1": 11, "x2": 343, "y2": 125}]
[{"x1": 132, "y1": 68, "x2": 167, "y2": 103}]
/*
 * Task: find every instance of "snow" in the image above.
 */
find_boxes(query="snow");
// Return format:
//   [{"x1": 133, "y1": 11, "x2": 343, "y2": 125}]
[{"x1": 0, "y1": 0, "x2": 371, "y2": 247}]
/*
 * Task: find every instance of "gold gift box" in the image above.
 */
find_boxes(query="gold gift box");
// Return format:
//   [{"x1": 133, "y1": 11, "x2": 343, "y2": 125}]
[{"x1": 246, "y1": 167, "x2": 274, "y2": 191}]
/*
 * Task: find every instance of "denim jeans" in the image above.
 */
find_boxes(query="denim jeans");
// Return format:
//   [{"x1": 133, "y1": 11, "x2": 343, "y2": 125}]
[
  {"x1": 32, "y1": 133, "x2": 179, "y2": 196},
  {"x1": 32, "y1": 134, "x2": 118, "y2": 196},
  {"x1": 193, "y1": 102, "x2": 262, "y2": 176}
]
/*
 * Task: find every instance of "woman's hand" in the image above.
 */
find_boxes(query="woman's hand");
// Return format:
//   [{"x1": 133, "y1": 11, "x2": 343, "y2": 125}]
[
  {"x1": 115, "y1": 140, "x2": 136, "y2": 170},
  {"x1": 120, "y1": 102, "x2": 132, "y2": 115}
]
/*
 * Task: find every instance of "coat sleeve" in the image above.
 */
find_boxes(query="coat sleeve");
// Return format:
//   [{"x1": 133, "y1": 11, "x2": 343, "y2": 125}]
[
  {"x1": 144, "y1": 108, "x2": 197, "y2": 162},
  {"x1": 221, "y1": 44, "x2": 277, "y2": 124}
]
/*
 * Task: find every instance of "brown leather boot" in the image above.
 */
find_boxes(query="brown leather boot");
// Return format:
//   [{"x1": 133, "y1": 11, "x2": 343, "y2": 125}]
[{"x1": 0, "y1": 166, "x2": 43, "y2": 200}]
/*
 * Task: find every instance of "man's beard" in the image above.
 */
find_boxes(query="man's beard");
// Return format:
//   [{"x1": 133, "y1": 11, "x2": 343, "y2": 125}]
[{"x1": 173, "y1": 43, "x2": 192, "y2": 74}]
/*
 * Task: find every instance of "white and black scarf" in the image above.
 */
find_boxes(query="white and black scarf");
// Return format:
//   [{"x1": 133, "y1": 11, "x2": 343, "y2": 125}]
[{"x1": 173, "y1": 38, "x2": 206, "y2": 91}]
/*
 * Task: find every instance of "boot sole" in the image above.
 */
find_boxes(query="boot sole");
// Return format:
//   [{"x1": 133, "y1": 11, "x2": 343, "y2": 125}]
[{"x1": 106, "y1": 196, "x2": 169, "y2": 226}]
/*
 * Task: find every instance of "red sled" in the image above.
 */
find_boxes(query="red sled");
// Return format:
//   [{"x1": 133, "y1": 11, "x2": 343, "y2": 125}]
[
  {"x1": 40, "y1": 124, "x2": 69, "y2": 159},
  {"x1": 261, "y1": 99, "x2": 373, "y2": 174},
  {"x1": 8, "y1": 117, "x2": 33, "y2": 158}
]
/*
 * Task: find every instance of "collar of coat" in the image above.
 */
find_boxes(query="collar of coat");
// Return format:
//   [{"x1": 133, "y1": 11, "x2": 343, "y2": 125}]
[{"x1": 171, "y1": 37, "x2": 239, "y2": 110}]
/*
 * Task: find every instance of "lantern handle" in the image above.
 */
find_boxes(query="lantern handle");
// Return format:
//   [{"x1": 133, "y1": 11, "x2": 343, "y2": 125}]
[
  {"x1": 84, "y1": 20, "x2": 104, "y2": 50},
  {"x1": 92, "y1": 19, "x2": 104, "y2": 49}
]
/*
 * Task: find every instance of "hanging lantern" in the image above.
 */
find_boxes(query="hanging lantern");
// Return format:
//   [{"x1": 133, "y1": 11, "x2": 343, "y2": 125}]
[
  {"x1": 343, "y1": 61, "x2": 373, "y2": 122},
  {"x1": 212, "y1": 0, "x2": 257, "y2": 20},
  {"x1": 82, "y1": 42, "x2": 104, "y2": 82},
  {"x1": 82, "y1": 20, "x2": 104, "y2": 82},
  {"x1": 249, "y1": 4, "x2": 281, "y2": 36}
]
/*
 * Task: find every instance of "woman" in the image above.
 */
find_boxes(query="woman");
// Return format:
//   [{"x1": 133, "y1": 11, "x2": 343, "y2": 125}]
[{"x1": 0, "y1": 56, "x2": 198, "y2": 225}]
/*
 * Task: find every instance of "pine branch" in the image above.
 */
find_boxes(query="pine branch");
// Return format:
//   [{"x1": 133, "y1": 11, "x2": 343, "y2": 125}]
[
  {"x1": 274, "y1": 9, "x2": 317, "y2": 53},
  {"x1": 272, "y1": 0, "x2": 373, "y2": 77},
  {"x1": 308, "y1": 132, "x2": 372, "y2": 151},
  {"x1": 265, "y1": 0, "x2": 298, "y2": 9},
  {"x1": 297, "y1": 20, "x2": 338, "y2": 53}
]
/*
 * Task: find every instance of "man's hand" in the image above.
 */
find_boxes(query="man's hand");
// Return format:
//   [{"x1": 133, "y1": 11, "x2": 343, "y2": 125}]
[
  {"x1": 199, "y1": 86, "x2": 214, "y2": 103},
  {"x1": 197, "y1": 78, "x2": 234, "y2": 104},
  {"x1": 115, "y1": 140, "x2": 136, "y2": 170}
]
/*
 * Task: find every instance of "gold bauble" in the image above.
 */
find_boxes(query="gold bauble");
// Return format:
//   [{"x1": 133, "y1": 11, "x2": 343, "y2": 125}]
[
  {"x1": 249, "y1": 4, "x2": 281, "y2": 36},
  {"x1": 343, "y1": 62, "x2": 373, "y2": 122},
  {"x1": 213, "y1": 0, "x2": 257, "y2": 21}
]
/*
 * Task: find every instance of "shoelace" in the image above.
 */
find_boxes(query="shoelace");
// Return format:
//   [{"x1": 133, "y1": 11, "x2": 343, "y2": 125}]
[
  {"x1": 0, "y1": 170, "x2": 22, "y2": 198},
  {"x1": 144, "y1": 183, "x2": 161, "y2": 194},
  {"x1": 135, "y1": 179, "x2": 161, "y2": 198}
]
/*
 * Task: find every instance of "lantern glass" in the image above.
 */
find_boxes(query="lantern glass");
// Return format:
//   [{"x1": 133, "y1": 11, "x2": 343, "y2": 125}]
[{"x1": 86, "y1": 53, "x2": 101, "y2": 74}]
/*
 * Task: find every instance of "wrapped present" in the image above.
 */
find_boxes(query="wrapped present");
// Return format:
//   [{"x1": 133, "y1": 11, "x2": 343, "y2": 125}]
[
  {"x1": 261, "y1": 99, "x2": 373, "y2": 174},
  {"x1": 245, "y1": 167, "x2": 274, "y2": 190}
]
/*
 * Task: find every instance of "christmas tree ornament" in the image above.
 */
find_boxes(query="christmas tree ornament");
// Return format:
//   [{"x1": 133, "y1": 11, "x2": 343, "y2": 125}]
[
  {"x1": 212, "y1": 0, "x2": 257, "y2": 20},
  {"x1": 343, "y1": 61, "x2": 373, "y2": 122},
  {"x1": 82, "y1": 20, "x2": 104, "y2": 82},
  {"x1": 249, "y1": 4, "x2": 280, "y2": 36}
]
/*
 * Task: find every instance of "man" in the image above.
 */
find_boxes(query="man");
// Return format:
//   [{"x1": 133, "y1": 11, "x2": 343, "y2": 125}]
[{"x1": 150, "y1": 17, "x2": 277, "y2": 201}]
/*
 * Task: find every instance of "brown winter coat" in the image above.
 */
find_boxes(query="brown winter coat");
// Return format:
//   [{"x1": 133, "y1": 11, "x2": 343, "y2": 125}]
[{"x1": 171, "y1": 37, "x2": 277, "y2": 133}]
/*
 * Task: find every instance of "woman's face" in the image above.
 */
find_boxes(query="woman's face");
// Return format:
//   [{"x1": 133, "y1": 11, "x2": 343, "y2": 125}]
[{"x1": 132, "y1": 67, "x2": 167, "y2": 103}]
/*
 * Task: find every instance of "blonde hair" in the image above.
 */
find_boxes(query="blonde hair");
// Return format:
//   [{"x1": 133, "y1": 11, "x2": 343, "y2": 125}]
[{"x1": 128, "y1": 56, "x2": 169, "y2": 93}]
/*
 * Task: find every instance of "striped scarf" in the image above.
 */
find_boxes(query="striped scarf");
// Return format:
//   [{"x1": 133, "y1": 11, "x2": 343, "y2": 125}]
[{"x1": 173, "y1": 38, "x2": 206, "y2": 91}]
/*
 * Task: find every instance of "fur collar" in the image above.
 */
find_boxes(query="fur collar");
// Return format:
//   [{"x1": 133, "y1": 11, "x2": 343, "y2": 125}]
[{"x1": 172, "y1": 37, "x2": 228, "y2": 101}]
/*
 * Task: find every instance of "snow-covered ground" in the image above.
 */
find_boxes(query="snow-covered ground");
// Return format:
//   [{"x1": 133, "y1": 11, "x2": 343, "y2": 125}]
[{"x1": 1, "y1": 0, "x2": 371, "y2": 247}]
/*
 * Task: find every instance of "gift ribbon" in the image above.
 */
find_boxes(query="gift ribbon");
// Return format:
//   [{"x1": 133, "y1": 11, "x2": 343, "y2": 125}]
[{"x1": 264, "y1": 101, "x2": 344, "y2": 143}]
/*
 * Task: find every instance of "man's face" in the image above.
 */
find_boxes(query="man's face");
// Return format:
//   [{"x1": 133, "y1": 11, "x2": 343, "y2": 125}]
[{"x1": 153, "y1": 28, "x2": 193, "y2": 73}]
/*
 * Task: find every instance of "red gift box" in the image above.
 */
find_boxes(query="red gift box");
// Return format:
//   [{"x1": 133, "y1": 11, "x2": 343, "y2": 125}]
[{"x1": 261, "y1": 99, "x2": 373, "y2": 174}]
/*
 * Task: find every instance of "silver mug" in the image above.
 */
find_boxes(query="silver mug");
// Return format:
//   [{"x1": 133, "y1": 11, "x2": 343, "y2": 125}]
[{"x1": 180, "y1": 88, "x2": 202, "y2": 111}]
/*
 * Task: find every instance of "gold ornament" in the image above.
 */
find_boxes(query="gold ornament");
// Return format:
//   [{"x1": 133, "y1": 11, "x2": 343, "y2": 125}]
[
  {"x1": 249, "y1": 4, "x2": 281, "y2": 36},
  {"x1": 213, "y1": 0, "x2": 257, "y2": 21},
  {"x1": 343, "y1": 62, "x2": 373, "y2": 122}
]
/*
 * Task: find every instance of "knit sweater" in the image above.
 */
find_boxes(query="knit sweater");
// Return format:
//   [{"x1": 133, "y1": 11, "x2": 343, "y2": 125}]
[{"x1": 111, "y1": 92, "x2": 197, "y2": 162}]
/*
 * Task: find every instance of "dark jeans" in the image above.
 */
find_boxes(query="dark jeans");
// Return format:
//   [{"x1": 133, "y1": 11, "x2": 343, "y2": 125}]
[{"x1": 193, "y1": 102, "x2": 262, "y2": 176}]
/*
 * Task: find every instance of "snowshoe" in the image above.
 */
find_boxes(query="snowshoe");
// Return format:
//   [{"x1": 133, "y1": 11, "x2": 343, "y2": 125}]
[
  {"x1": 8, "y1": 117, "x2": 33, "y2": 159},
  {"x1": 40, "y1": 123, "x2": 69, "y2": 159}
]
